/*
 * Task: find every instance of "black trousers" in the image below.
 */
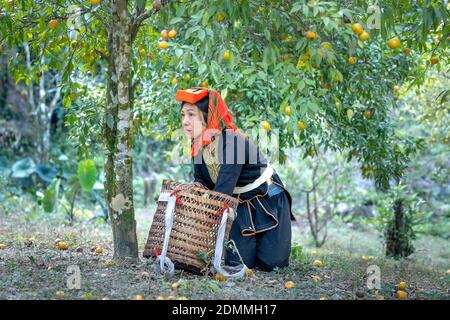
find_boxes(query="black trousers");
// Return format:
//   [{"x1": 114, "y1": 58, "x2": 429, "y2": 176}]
[{"x1": 224, "y1": 190, "x2": 292, "y2": 271}]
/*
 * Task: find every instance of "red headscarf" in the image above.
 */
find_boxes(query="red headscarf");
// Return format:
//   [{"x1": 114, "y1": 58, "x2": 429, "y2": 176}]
[{"x1": 186, "y1": 87, "x2": 245, "y2": 158}]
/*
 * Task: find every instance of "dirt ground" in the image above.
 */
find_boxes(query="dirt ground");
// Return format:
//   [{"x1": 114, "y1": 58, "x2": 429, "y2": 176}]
[{"x1": 0, "y1": 205, "x2": 448, "y2": 300}]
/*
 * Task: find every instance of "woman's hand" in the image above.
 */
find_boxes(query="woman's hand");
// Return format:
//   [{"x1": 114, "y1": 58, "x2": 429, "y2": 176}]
[{"x1": 192, "y1": 182, "x2": 208, "y2": 189}]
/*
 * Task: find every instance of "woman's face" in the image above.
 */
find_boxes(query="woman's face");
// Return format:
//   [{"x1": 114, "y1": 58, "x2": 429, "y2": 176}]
[{"x1": 181, "y1": 103, "x2": 206, "y2": 140}]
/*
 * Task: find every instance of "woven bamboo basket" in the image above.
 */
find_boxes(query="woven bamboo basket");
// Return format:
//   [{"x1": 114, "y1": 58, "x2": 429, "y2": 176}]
[{"x1": 143, "y1": 179, "x2": 239, "y2": 273}]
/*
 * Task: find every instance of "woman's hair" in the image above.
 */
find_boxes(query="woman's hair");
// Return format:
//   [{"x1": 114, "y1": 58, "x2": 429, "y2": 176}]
[{"x1": 181, "y1": 95, "x2": 209, "y2": 125}]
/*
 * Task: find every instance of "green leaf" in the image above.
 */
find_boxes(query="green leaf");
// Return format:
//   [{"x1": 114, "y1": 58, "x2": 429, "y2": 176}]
[{"x1": 77, "y1": 159, "x2": 97, "y2": 192}]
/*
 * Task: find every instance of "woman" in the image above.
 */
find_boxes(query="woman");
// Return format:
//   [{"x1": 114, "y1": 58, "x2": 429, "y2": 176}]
[{"x1": 177, "y1": 87, "x2": 295, "y2": 272}]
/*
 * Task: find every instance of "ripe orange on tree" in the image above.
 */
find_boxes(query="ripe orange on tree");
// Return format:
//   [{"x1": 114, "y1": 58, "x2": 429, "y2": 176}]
[
  {"x1": 388, "y1": 37, "x2": 401, "y2": 49},
  {"x1": 49, "y1": 19, "x2": 58, "y2": 29},
  {"x1": 352, "y1": 23, "x2": 364, "y2": 35}
]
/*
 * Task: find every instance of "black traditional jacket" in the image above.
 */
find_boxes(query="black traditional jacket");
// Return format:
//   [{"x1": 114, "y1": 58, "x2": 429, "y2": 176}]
[{"x1": 192, "y1": 129, "x2": 295, "y2": 236}]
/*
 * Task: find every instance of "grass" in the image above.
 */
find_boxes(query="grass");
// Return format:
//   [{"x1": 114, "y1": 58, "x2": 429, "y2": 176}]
[{"x1": 0, "y1": 198, "x2": 448, "y2": 300}]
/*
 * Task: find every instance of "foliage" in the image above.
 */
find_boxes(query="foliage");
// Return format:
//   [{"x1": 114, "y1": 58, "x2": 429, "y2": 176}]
[{"x1": 369, "y1": 183, "x2": 425, "y2": 257}]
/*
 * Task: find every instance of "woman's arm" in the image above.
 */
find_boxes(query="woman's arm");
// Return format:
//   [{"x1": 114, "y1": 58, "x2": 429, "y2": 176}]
[{"x1": 213, "y1": 131, "x2": 246, "y2": 196}]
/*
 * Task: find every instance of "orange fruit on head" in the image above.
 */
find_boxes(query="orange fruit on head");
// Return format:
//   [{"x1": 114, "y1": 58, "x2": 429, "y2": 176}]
[
  {"x1": 49, "y1": 19, "x2": 58, "y2": 29},
  {"x1": 161, "y1": 29, "x2": 169, "y2": 40},
  {"x1": 348, "y1": 56, "x2": 357, "y2": 65},
  {"x1": 352, "y1": 23, "x2": 364, "y2": 35},
  {"x1": 359, "y1": 31, "x2": 369, "y2": 41},
  {"x1": 168, "y1": 29, "x2": 177, "y2": 39},
  {"x1": 388, "y1": 37, "x2": 401, "y2": 49},
  {"x1": 159, "y1": 41, "x2": 168, "y2": 49}
]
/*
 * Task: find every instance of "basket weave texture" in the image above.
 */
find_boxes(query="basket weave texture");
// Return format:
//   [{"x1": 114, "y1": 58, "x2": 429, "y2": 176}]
[{"x1": 143, "y1": 180, "x2": 239, "y2": 273}]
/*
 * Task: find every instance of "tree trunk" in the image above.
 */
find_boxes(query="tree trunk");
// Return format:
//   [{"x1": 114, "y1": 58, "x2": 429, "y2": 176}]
[{"x1": 106, "y1": 0, "x2": 138, "y2": 263}]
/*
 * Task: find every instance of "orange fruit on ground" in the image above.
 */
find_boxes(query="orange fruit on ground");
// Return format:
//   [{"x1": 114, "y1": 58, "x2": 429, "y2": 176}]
[
  {"x1": 313, "y1": 260, "x2": 323, "y2": 268},
  {"x1": 168, "y1": 29, "x2": 177, "y2": 39},
  {"x1": 311, "y1": 275, "x2": 321, "y2": 282},
  {"x1": 348, "y1": 56, "x2": 357, "y2": 65},
  {"x1": 156, "y1": 296, "x2": 165, "y2": 300},
  {"x1": 177, "y1": 296, "x2": 189, "y2": 300},
  {"x1": 403, "y1": 48, "x2": 410, "y2": 55},
  {"x1": 245, "y1": 269, "x2": 255, "y2": 278},
  {"x1": 388, "y1": 37, "x2": 401, "y2": 49},
  {"x1": 306, "y1": 31, "x2": 318, "y2": 40},
  {"x1": 298, "y1": 121, "x2": 306, "y2": 131},
  {"x1": 90, "y1": 0, "x2": 101, "y2": 5},
  {"x1": 215, "y1": 273, "x2": 227, "y2": 281},
  {"x1": 171, "y1": 282, "x2": 179, "y2": 290},
  {"x1": 167, "y1": 296, "x2": 176, "y2": 300},
  {"x1": 284, "y1": 281, "x2": 295, "y2": 289},
  {"x1": 223, "y1": 50, "x2": 230, "y2": 61},
  {"x1": 430, "y1": 56, "x2": 439, "y2": 65},
  {"x1": 159, "y1": 41, "x2": 168, "y2": 49},
  {"x1": 49, "y1": 19, "x2": 58, "y2": 29},
  {"x1": 261, "y1": 121, "x2": 271, "y2": 131},
  {"x1": 398, "y1": 281, "x2": 407, "y2": 291},
  {"x1": 55, "y1": 291, "x2": 65, "y2": 298},
  {"x1": 351, "y1": 23, "x2": 364, "y2": 35},
  {"x1": 95, "y1": 247, "x2": 104, "y2": 254},
  {"x1": 0, "y1": 244, "x2": 8, "y2": 249},
  {"x1": 57, "y1": 241, "x2": 68, "y2": 250},
  {"x1": 284, "y1": 106, "x2": 291, "y2": 116},
  {"x1": 134, "y1": 295, "x2": 145, "y2": 300},
  {"x1": 319, "y1": 297, "x2": 328, "y2": 300},
  {"x1": 397, "y1": 290, "x2": 407, "y2": 300},
  {"x1": 359, "y1": 31, "x2": 369, "y2": 41}
]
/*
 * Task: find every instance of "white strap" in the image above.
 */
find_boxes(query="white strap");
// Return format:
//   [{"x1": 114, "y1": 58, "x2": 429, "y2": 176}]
[
  {"x1": 213, "y1": 208, "x2": 248, "y2": 278},
  {"x1": 233, "y1": 164, "x2": 274, "y2": 194},
  {"x1": 154, "y1": 192, "x2": 175, "y2": 276}
]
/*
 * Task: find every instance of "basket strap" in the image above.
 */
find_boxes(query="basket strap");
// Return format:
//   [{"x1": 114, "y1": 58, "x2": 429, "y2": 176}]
[
  {"x1": 154, "y1": 192, "x2": 176, "y2": 276},
  {"x1": 213, "y1": 208, "x2": 249, "y2": 279}
]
